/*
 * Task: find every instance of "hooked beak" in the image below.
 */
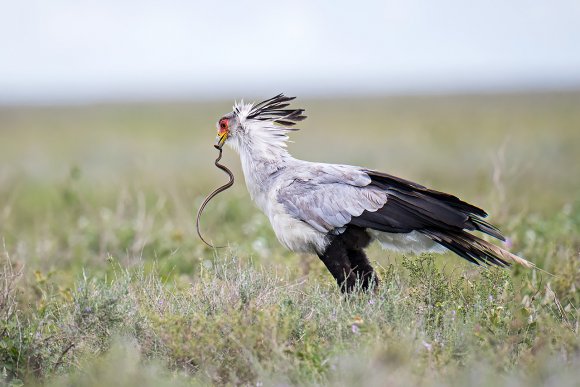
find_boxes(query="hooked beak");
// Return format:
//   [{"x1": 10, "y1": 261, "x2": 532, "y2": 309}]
[{"x1": 216, "y1": 132, "x2": 228, "y2": 149}]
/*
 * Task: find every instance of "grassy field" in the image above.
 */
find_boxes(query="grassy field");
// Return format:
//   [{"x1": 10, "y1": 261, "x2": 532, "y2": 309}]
[{"x1": 0, "y1": 91, "x2": 579, "y2": 386}]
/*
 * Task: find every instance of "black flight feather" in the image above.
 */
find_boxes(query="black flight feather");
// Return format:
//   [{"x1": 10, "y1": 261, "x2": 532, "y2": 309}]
[{"x1": 348, "y1": 170, "x2": 513, "y2": 268}]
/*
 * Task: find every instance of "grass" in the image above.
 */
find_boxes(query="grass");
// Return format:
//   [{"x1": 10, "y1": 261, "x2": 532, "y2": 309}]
[{"x1": 0, "y1": 91, "x2": 579, "y2": 386}]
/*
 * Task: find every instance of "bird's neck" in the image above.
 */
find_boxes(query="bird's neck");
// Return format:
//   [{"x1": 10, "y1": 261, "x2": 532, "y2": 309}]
[{"x1": 232, "y1": 136, "x2": 292, "y2": 203}]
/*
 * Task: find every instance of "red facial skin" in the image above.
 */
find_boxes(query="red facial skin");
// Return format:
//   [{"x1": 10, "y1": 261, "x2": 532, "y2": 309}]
[{"x1": 218, "y1": 118, "x2": 229, "y2": 137}]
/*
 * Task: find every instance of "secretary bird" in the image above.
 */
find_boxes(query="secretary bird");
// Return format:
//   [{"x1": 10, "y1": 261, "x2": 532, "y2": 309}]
[{"x1": 211, "y1": 94, "x2": 532, "y2": 292}]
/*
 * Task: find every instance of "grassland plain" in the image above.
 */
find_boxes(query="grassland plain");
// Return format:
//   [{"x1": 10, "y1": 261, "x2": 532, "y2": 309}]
[{"x1": 0, "y1": 91, "x2": 579, "y2": 386}]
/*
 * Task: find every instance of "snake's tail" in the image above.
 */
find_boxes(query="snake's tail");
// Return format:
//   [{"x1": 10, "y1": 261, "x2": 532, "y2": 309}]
[{"x1": 196, "y1": 192, "x2": 223, "y2": 248}]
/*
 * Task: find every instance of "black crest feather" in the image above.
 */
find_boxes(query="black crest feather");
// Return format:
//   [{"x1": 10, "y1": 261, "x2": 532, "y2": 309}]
[{"x1": 247, "y1": 93, "x2": 307, "y2": 126}]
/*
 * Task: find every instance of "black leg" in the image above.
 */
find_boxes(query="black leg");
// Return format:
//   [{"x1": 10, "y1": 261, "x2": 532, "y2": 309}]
[
  {"x1": 319, "y1": 226, "x2": 379, "y2": 293},
  {"x1": 348, "y1": 249, "x2": 379, "y2": 291},
  {"x1": 317, "y1": 238, "x2": 356, "y2": 293},
  {"x1": 341, "y1": 226, "x2": 378, "y2": 291}
]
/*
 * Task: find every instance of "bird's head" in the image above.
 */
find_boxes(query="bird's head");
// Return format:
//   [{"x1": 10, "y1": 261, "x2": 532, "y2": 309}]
[
  {"x1": 215, "y1": 112, "x2": 239, "y2": 149},
  {"x1": 215, "y1": 94, "x2": 306, "y2": 152}
]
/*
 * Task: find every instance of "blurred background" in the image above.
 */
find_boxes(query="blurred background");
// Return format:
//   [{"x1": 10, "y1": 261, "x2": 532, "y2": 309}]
[
  {"x1": 0, "y1": 0, "x2": 579, "y2": 274},
  {"x1": 2, "y1": 1, "x2": 580, "y2": 103}
]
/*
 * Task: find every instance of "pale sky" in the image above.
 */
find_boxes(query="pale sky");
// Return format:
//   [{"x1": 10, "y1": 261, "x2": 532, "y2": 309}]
[{"x1": 1, "y1": 0, "x2": 580, "y2": 103}]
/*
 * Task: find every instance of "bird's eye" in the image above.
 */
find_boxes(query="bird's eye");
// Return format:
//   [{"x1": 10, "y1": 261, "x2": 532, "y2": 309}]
[{"x1": 219, "y1": 119, "x2": 228, "y2": 130}]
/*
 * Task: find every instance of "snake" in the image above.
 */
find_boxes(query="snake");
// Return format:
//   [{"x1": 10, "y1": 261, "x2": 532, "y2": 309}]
[{"x1": 195, "y1": 144, "x2": 235, "y2": 248}]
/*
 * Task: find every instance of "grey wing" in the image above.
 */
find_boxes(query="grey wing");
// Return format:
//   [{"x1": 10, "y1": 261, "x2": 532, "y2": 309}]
[{"x1": 277, "y1": 165, "x2": 387, "y2": 233}]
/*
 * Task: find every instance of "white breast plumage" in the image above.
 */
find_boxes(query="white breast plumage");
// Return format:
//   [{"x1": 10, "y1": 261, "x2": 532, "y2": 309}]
[{"x1": 268, "y1": 201, "x2": 329, "y2": 254}]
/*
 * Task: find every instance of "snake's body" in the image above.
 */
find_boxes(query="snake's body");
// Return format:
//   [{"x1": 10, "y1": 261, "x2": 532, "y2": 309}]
[{"x1": 195, "y1": 145, "x2": 234, "y2": 248}]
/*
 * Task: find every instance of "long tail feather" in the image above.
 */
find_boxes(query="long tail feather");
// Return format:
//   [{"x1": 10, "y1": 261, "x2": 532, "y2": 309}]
[{"x1": 421, "y1": 229, "x2": 533, "y2": 268}]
